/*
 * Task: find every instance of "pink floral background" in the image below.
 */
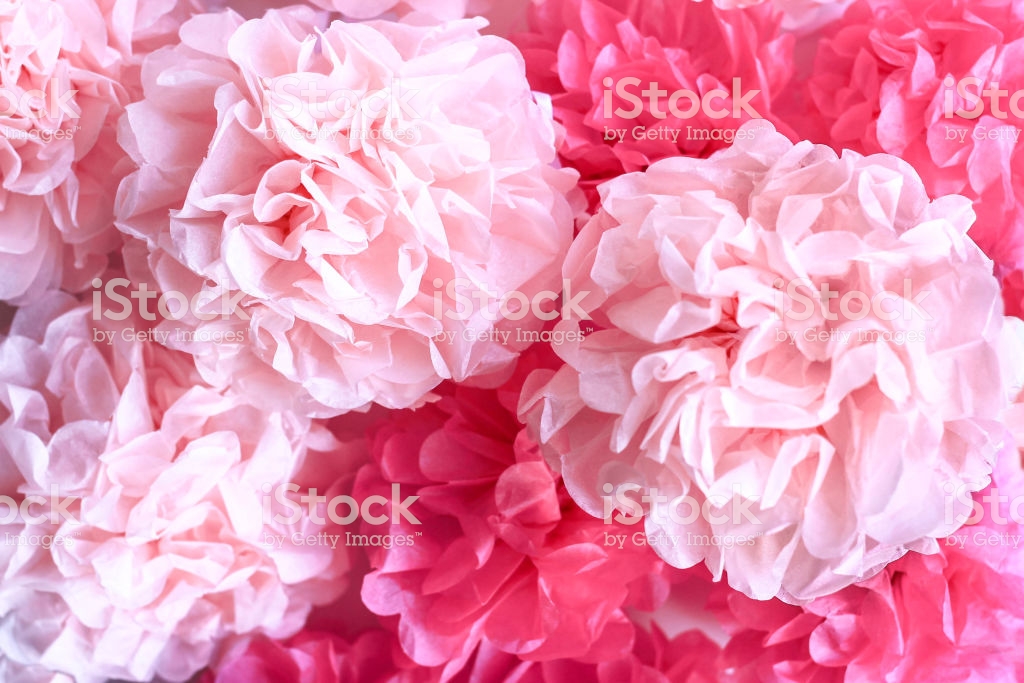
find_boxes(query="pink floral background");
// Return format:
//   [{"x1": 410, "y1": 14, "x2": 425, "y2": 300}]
[{"x1": 1, "y1": 0, "x2": 1023, "y2": 681}]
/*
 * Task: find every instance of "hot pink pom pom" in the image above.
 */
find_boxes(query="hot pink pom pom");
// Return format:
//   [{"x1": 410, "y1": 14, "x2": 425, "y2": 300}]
[
  {"x1": 513, "y1": 0, "x2": 794, "y2": 204},
  {"x1": 351, "y1": 349, "x2": 669, "y2": 679}
]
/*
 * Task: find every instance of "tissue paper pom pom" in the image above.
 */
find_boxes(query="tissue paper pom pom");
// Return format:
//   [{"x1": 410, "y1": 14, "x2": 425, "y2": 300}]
[
  {"x1": 200, "y1": 630, "x2": 427, "y2": 683},
  {"x1": 0, "y1": 0, "x2": 200, "y2": 305},
  {"x1": 351, "y1": 350, "x2": 668, "y2": 679},
  {"x1": 711, "y1": 446, "x2": 1024, "y2": 682},
  {"x1": 796, "y1": 0, "x2": 1024, "y2": 285},
  {"x1": 0, "y1": 293, "x2": 360, "y2": 683},
  {"x1": 0, "y1": 0, "x2": 138, "y2": 302},
  {"x1": 519, "y1": 122, "x2": 1023, "y2": 603},
  {"x1": 512, "y1": 0, "x2": 793, "y2": 201},
  {"x1": 115, "y1": 8, "x2": 576, "y2": 417}
]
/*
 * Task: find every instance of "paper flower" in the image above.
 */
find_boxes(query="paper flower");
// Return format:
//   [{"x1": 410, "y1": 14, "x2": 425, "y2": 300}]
[
  {"x1": 115, "y1": 8, "x2": 577, "y2": 417},
  {"x1": 712, "y1": 441, "x2": 1024, "y2": 682},
  {"x1": 351, "y1": 349, "x2": 668, "y2": 679},
  {"x1": 0, "y1": 0, "x2": 137, "y2": 303},
  {"x1": 520, "y1": 122, "x2": 1023, "y2": 603},
  {"x1": 0, "y1": 292, "x2": 359, "y2": 682},
  {"x1": 512, "y1": 0, "x2": 794, "y2": 202},
  {"x1": 794, "y1": 0, "x2": 1024, "y2": 295}
]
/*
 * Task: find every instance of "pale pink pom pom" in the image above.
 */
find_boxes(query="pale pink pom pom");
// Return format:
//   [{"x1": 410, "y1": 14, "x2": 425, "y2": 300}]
[
  {"x1": 711, "y1": 438, "x2": 1024, "y2": 681},
  {"x1": 0, "y1": 0, "x2": 135, "y2": 303},
  {"x1": 520, "y1": 122, "x2": 1024, "y2": 603},
  {"x1": 115, "y1": 8, "x2": 577, "y2": 417},
  {"x1": 0, "y1": 293, "x2": 360, "y2": 682}
]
